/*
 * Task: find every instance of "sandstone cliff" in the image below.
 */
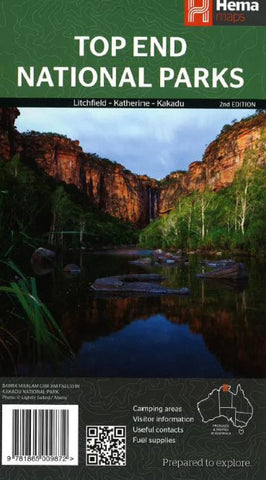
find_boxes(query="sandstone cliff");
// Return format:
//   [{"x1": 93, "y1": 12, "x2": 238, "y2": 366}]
[
  {"x1": 0, "y1": 108, "x2": 265, "y2": 225},
  {"x1": 0, "y1": 107, "x2": 21, "y2": 160},
  {"x1": 159, "y1": 114, "x2": 266, "y2": 213},
  {"x1": 20, "y1": 133, "x2": 158, "y2": 226}
]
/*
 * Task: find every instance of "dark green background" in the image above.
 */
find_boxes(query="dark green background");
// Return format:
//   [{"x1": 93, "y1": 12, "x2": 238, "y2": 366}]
[
  {"x1": 0, "y1": 0, "x2": 265, "y2": 99},
  {"x1": 1, "y1": 377, "x2": 266, "y2": 479}
]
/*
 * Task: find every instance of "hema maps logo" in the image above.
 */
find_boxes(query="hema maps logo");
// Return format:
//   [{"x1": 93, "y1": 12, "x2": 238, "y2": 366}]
[
  {"x1": 185, "y1": 0, "x2": 264, "y2": 26},
  {"x1": 185, "y1": 0, "x2": 213, "y2": 26}
]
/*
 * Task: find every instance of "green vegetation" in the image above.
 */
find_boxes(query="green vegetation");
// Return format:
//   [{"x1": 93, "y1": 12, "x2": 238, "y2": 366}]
[
  {"x1": 139, "y1": 158, "x2": 266, "y2": 256},
  {"x1": 0, "y1": 260, "x2": 73, "y2": 373},
  {"x1": 159, "y1": 170, "x2": 186, "y2": 187},
  {"x1": 89, "y1": 153, "x2": 118, "y2": 167},
  {"x1": 216, "y1": 110, "x2": 266, "y2": 141},
  {"x1": 22, "y1": 130, "x2": 70, "y2": 139},
  {"x1": 0, "y1": 154, "x2": 138, "y2": 254},
  {"x1": 0, "y1": 154, "x2": 138, "y2": 372},
  {"x1": 220, "y1": 124, "x2": 231, "y2": 135}
]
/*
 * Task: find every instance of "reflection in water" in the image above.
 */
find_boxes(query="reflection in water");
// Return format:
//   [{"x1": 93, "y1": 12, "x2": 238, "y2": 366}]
[
  {"x1": 60, "y1": 291, "x2": 266, "y2": 377},
  {"x1": 5, "y1": 249, "x2": 266, "y2": 377},
  {"x1": 74, "y1": 315, "x2": 227, "y2": 377},
  {"x1": 55, "y1": 250, "x2": 266, "y2": 378}
]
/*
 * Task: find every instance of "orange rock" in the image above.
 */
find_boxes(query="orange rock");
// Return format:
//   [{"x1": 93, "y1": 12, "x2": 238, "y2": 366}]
[{"x1": 1, "y1": 108, "x2": 265, "y2": 227}]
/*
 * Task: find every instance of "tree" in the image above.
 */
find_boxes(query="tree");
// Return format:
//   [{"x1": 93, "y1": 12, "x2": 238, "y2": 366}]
[{"x1": 49, "y1": 186, "x2": 82, "y2": 245}]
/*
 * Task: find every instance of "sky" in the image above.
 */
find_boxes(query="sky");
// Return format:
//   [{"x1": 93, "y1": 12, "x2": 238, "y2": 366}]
[{"x1": 16, "y1": 108, "x2": 255, "y2": 179}]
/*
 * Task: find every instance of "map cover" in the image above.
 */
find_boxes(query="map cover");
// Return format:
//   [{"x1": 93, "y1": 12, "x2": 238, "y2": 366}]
[{"x1": 0, "y1": 0, "x2": 265, "y2": 478}]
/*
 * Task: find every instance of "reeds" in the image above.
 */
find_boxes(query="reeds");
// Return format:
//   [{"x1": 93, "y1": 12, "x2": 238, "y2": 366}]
[{"x1": 0, "y1": 260, "x2": 73, "y2": 369}]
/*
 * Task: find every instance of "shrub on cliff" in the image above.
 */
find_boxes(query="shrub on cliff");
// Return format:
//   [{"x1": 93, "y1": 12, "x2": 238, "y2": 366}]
[
  {"x1": 0, "y1": 155, "x2": 137, "y2": 252},
  {"x1": 138, "y1": 164, "x2": 266, "y2": 256}
]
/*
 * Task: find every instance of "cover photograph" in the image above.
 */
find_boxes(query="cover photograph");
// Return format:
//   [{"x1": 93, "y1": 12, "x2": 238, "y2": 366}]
[{"x1": 0, "y1": 0, "x2": 265, "y2": 479}]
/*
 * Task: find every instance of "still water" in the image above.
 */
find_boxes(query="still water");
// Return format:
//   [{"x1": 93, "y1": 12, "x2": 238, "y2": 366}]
[{"x1": 17, "y1": 248, "x2": 266, "y2": 377}]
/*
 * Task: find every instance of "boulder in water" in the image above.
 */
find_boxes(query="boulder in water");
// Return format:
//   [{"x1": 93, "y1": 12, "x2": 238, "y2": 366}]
[
  {"x1": 129, "y1": 257, "x2": 153, "y2": 266},
  {"x1": 31, "y1": 247, "x2": 56, "y2": 275},
  {"x1": 64, "y1": 264, "x2": 81, "y2": 275},
  {"x1": 91, "y1": 274, "x2": 191, "y2": 296}
]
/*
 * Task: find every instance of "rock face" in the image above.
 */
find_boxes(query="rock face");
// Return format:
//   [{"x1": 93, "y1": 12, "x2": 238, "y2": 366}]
[
  {"x1": 91, "y1": 273, "x2": 190, "y2": 295},
  {"x1": 0, "y1": 108, "x2": 265, "y2": 225},
  {"x1": 20, "y1": 133, "x2": 158, "y2": 227},
  {"x1": 0, "y1": 107, "x2": 21, "y2": 160},
  {"x1": 159, "y1": 114, "x2": 266, "y2": 214}
]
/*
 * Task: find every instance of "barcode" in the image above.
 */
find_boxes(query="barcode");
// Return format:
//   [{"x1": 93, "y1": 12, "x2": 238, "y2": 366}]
[
  {"x1": 12, "y1": 409, "x2": 69, "y2": 457},
  {"x1": 2, "y1": 405, "x2": 78, "y2": 466}
]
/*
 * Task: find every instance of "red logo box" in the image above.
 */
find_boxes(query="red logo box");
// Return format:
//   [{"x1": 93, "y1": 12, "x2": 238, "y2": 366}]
[{"x1": 185, "y1": 0, "x2": 213, "y2": 26}]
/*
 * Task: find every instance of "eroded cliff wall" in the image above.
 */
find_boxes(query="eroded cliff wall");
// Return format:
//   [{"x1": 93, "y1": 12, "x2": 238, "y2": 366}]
[
  {"x1": 19, "y1": 133, "x2": 158, "y2": 226},
  {"x1": 0, "y1": 108, "x2": 265, "y2": 225},
  {"x1": 0, "y1": 107, "x2": 21, "y2": 160},
  {"x1": 159, "y1": 114, "x2": 266, "y2": 213}
]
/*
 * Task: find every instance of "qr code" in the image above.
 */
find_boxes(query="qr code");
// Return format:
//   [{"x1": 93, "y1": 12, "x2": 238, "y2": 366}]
[{"x1": 86, "y1": 426, "x2": 126, "y2": 466}]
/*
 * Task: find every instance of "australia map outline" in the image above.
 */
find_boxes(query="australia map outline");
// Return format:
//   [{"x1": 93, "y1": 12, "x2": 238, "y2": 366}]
[{"x1": 197, "y1": 384, "x2": 253, "y2": 430}]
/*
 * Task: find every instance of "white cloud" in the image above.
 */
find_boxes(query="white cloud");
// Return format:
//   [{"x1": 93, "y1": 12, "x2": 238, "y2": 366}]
[{"x1": 16, "y1": 108, "x2": 255, "y2": 179}]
